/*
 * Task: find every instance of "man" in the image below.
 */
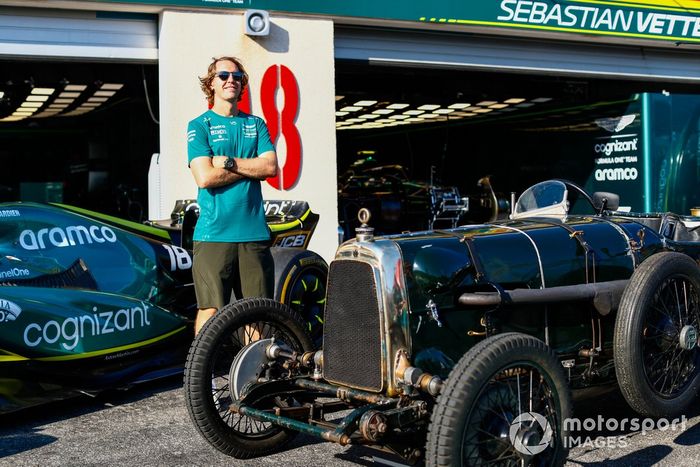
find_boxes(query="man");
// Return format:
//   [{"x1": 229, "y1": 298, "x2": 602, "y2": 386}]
[{"x1": 186, "y1": 56, "x2": 277, "y2": 335}]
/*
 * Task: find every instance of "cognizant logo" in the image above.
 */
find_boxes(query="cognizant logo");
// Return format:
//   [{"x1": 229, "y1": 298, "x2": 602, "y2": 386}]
[
  {"x1": 23, "y1": 304, "x2": 152, "y2": 351},
  {"x1": 594, "y1": 138, "x2": 638, "y2": 156},
  {"x1": 19, "y1": 225, "x2": 118, "y2": 250}
]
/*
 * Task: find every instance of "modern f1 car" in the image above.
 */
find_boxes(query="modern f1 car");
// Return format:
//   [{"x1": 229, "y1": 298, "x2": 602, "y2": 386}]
[
  {"x1": 185, "y1": 179, "x2": 700, "y2": 466},
  {"x1": 0, "y1": 199, "x2": 327, "y2": 414}
]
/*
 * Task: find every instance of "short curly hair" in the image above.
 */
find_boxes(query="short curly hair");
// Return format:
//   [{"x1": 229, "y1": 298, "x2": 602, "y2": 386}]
[{"x1": 199, "y1": 56, "x2": 249, "y2": 106}]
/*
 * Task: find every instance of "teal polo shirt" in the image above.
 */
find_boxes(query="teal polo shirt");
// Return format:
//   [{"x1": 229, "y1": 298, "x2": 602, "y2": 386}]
[{"x1": 186, "y1": 110, "x2": 274, "y2": 243}]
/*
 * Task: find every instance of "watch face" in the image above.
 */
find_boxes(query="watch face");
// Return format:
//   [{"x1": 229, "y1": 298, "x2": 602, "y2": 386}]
[{"x1": 224, "y1": 158, "x2": 234, "y2": 169}]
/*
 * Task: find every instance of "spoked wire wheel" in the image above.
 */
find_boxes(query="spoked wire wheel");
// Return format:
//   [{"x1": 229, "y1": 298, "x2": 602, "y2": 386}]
[
  {"x1": 615, "y1": 252, "x2": 700, "y2": 417},
  {"x1": 184, "y1": 298, "x2": 312, "y2": 458},
  {"x1": 427, "y1": 333, "x2": 571, "y2": 467}
]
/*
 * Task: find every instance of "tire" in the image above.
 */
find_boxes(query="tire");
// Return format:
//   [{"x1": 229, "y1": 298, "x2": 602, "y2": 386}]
[
  {"x1": 272, "y1": 247, "x2": 328, "y2": 345},
  {"x1": 426, "y1": 333, "x2": 572, "y2": 467},
  {"x1": 184, "y1": 298, "x2": 313, "y2": 459},
  {"x1": 614, "y1": 252, "x2": 700, "y2": 418}
]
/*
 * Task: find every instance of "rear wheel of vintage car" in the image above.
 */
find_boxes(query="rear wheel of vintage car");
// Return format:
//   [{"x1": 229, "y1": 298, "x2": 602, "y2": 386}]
[
  {"x1": 272, "y1": 247, "x2": 328, "y2": 346},
  {"x1": 184, "y1": 298, "x2": 313, "y2": 458},
  {"x1": 614, "y1": 252, "x2": 700, "y2": 418},
  {"x1": 426, "y1": 333, "x2": 571, "y2": 467}
]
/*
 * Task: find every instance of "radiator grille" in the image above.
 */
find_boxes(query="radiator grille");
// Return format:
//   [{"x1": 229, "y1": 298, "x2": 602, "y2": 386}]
[{"x1": 323, "y1": 260, "x2": 383, "y2": 391}]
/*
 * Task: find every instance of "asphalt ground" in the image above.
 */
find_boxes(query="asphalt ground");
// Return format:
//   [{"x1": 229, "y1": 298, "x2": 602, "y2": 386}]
[{"x1": 2, "y1": 376, "x2": 700, "y2": 467}]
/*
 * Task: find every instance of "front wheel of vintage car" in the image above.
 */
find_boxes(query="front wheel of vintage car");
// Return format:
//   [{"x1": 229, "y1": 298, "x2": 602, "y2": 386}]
[
  {"x1": 184, "y1": 298, "x2": 313, "y2": 458},
  {"x1": 426, "y1": 333, "x2": 571, "y2": 467},
  {"x1": 614, "y1": 252, "x2": 700, "y2": 418}
]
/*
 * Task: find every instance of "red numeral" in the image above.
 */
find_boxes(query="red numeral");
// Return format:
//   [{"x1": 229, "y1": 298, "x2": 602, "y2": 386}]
[{"x1": 260, "y1": 65, "x2": 302, "y2": 190}]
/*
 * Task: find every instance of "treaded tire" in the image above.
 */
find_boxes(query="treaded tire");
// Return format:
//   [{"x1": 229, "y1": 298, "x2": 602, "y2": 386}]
[
  {"x1": 184, "y1": 298, "x2": 313, "y2": 459},
  {"x1": 614, "y1": 252, "x2": 700, "y2": 418},
  {"x1": 272, "y1": 247, "x2": 328, "y2": 345},
  {"x1": 426, "y1": 332, "x2": 571, "y2": 467}
]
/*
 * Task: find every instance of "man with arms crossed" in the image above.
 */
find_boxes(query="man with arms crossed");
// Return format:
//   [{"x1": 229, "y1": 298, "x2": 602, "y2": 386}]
[{"x1": 187, "y1": 56, "x2": 277, "y2": 334}]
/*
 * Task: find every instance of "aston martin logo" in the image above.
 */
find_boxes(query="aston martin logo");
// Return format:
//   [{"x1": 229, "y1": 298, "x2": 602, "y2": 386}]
[
  {"x1": 0, "y1": 299, "x2": 22, "y2": 323},
  {"x1": 595, "y1": 115, "x2": 636, "y2": 133}
]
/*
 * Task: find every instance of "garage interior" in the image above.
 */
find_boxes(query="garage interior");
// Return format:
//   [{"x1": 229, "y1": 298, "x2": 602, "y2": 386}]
[{"x1": 0, "y1": 60, "x2": 159, "y2": 220}]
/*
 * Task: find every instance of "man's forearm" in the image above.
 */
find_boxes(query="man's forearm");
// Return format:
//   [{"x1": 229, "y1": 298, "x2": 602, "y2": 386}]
[
  {"x1": 203, "y1": 167, "x2": 244, "y2": 188},
  {"x1": 233, "y1": 156, "x2": 277, "y2": 180}
]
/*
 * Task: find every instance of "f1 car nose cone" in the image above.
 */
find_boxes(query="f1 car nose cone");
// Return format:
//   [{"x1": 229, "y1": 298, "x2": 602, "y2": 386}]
[{"x1": 679, "y1": 325, "x2": 698, "y2": 350}]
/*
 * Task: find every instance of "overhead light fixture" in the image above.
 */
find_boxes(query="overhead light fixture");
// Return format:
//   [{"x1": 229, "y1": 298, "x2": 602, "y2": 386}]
[
  {"x1": 100, "y1": 83, "x2": 124, "y2": 91},
  {"x1": 434, "y1": 109, "x2": 455, "y2": 114},
  {"x1": 20, "y1": 102, "x2": 42, "y2": 108},
  {"x1": 489, "y1": 104, "x2": 509, "y2": 109},
  {"x1": 417, "y1": 104, "x2": 440, "y2": 111},
  {"x1": 531, "y1": 97, "x2": 552, "y2": 103},
  {"x1": 354, "y1": 100, "x2": 377, "y2": 106},
  {"x1": 448, "y1": 103, "x2": 471, "y2": 109},
  {"x1": 516, "y1": 103, "x2": 535, "y2": 108},
  {"x1": 387, "y1": 103, "x2": 410, "y2": 109},
  {"x1": 403, "y1": 110, "x2": 424, "y2": 116},
  {"x1": 335, "y1": 111, "x2": 348, "y2": 116},
  {"x1": 504, "y1": 98, "x2": 526, "y2": 104},
  {"x1": 26, "y1": 95, "x2": 49, "y2": 102},
  {"x1": 59, "y1": 92, "x2": 80, "y2": 98},
  {"x1": 472, "y1": 108, "x2": 493, "y2": 113},
  {"x1": 340, "y1": 106, "x2": 361, "y2": 112},
  {"x1": 335, "y1": 95, "x2": 344, "y2": 101},
  {"x1": 476, "y1": 101, "x2": 497, "y2": 106},
  {"x1": 244, "y1": 9, "x2": 271, "y2": 36},
  {"x1": 31, "y1": 88, "x2": 55, "y2": 95},
  {"x1": 372, "y1": 109, "x2": 394, "y2": 115},
  {"x1": 94, "y1": 90, "x2": 116, "y2": 97},
  {"x1": 65, "y1": 84, "x2": 88, "y2": 91},
  {"x1": 53, "y1": 99, "x2": 74, "y2": 104},
  {"x1": 389, "y1": 115, "x2": 409, "y2": 120},
  {"x1": 360, "y1": 114, "x2": 380, "y2": 119}
]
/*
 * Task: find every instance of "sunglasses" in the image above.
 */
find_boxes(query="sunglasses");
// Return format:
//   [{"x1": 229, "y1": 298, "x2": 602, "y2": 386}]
[{"x1": 215, "y1": 71, "x2": 244, "y2": 82}]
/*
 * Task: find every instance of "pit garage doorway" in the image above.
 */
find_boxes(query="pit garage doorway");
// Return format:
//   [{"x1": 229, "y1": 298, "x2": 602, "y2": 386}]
[
  {"x1": 0, "y1": 7, "x2": 159, "y2": 221},
  {"x1": 333, "y1": 27, "x2": 700, "y2": 237}
]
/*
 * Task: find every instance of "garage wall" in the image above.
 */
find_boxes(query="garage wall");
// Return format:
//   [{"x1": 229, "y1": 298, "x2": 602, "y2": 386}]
[
  {"x1": 0, "y1": 7, "x2": 157, "y2": 61},
  {"x1": 335, "y1": 27, "x2": 700, "y2": 83},
  {"x1": 157, "y1": 10, "x2": 338, "y2": 261}
]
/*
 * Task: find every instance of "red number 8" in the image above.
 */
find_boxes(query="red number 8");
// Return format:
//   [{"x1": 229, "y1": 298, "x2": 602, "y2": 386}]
[{"x1": 261, "y1": 65, "x2": 302, "y2": 190}]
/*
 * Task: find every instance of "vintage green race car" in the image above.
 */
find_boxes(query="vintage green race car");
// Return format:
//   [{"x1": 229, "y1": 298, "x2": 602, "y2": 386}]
[
  {"x1": 0, "y1": 200, "x2": 327, "y2": 414},
  {"x1": 184, "y1": 179, "x2": 700, "y2": 466}
]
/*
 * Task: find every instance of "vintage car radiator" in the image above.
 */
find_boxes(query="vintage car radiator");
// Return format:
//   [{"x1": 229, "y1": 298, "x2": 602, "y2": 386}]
[{"x1": 322, "y1": 259, "x2": 383, "y2": 391}]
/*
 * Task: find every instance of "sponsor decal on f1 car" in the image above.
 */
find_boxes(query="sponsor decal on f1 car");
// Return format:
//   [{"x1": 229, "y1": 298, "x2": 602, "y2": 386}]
[
  {"x1": 0, "y1": 299, "x2": 22, "y2": 323},
  {"x1": 19, "y1": 225, "x2": 118, "y2": 250}
]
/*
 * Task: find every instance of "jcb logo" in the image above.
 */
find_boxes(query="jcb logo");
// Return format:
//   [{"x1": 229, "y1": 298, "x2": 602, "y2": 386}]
[{"x1": 275, "y1": 234, "x2": 308, "y2": 248}]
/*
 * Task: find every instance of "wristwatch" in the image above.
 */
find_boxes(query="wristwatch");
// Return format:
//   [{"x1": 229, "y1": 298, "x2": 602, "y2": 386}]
[{"x1": 223, "y1": 157, "x2": 236, "y2": 170}]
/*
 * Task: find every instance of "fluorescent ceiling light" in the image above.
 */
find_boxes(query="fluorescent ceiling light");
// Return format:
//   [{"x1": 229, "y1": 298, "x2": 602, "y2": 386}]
[
  {"x1": 372, "y1": 109, "x2": 394, "y2": 115},
  {"x1": 389, "y1": 115, "x2": 409, "y2": 120},
  {"x1": 345, "y1": 118, "x2": 363, "y2": 123},
  {"x1": 434, "y1": 109, "x2": 455, "y2": 114},
  {"x1": 516, "y1": 103, "x2": 535, "y2": 108},
  {"x1": 476, "y1": 101, "x2": 497, "y2": 106},
  {"x1": 387, "y1": 103, "x2": 410, "y2": 109},
  {"x1": 403, "y1": 110, "x2": 424, "y2": 116},
  {"x1": 406, "y1": 118, "x2": 424, "y2": 123},
  {"x1": 53, "y1": 98, "x2": 74, "y2": 104},
  {"x1": 59, "y1": 92, "x2": 81, "y2": 98},
  {"x1": 335, "y1": 111, "x2": 348, "y2": 116},
  {"x1": 0, "y1": 91, "x2": 4, "y2": 98},
  {"x1": 422, "y1": 113, "x2": 441, "y2": 118},
  {"x1": 531, "y1": 97, "x2": 552, "y2": 103},
  {"x1": 13, "y1": 111, "x2": 34, "y2": 116},
  {"x1": 376, "y1": 119, "x2": 394, "y2": 123},
  {"x1": 65, "y1": 84, "x2": 88, "y2": 91},
  {"x1": 20, "y1": 102, "x2": 42, "y2": 108},
  {"x1": 31, "y1": 88, "x2": 55, "y2": 95},
  {"x1": 489, "y1": 104, "x2": 509, "y2": 109},
  {"x1": 448, "y1": 103, "x2": 471, "y2": 109},
  {"x1": 340, "y1": 106, "x2": 361, "y2": 112},
  {"x1": 417, "y1": 104, "x2": 440, "y2": 111},
  {"x1": 101, "y1": 83, "x2": 124, "y2": 91},
  {"x1": 504, "y1": 98, "x2": 526, "y2": 104},
  {"x1": 335, "y1": 95, "x2": 345, "y2": 101},
  {"x1": 354, "y1": 100, "x2": 377, "y2": 106},
  {"x1": 87, "y1": 97, "x2": 108, "y2": 103},
  {"x1": 94, "y1": 91, "x2": 116, "y2": 97},
  {"x1": 360, "y1": 114, "x2": 380, "y2": 119},
  {"x1": 26, "y1": 95, "x2": 49, "y2": 102},
  {"x1": 472, "y1": 108, "x2": 493, "y2": 113}
]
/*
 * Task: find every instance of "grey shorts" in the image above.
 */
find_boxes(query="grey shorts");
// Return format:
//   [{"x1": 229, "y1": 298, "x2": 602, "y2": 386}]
[{"x1": 192, "y1": 241, "x2": 274, "y2": 310}]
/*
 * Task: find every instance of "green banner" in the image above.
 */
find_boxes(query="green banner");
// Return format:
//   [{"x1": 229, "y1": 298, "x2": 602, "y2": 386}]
[{"x1": 92, "y1": 0, "x2": 700, "y2": 43}]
